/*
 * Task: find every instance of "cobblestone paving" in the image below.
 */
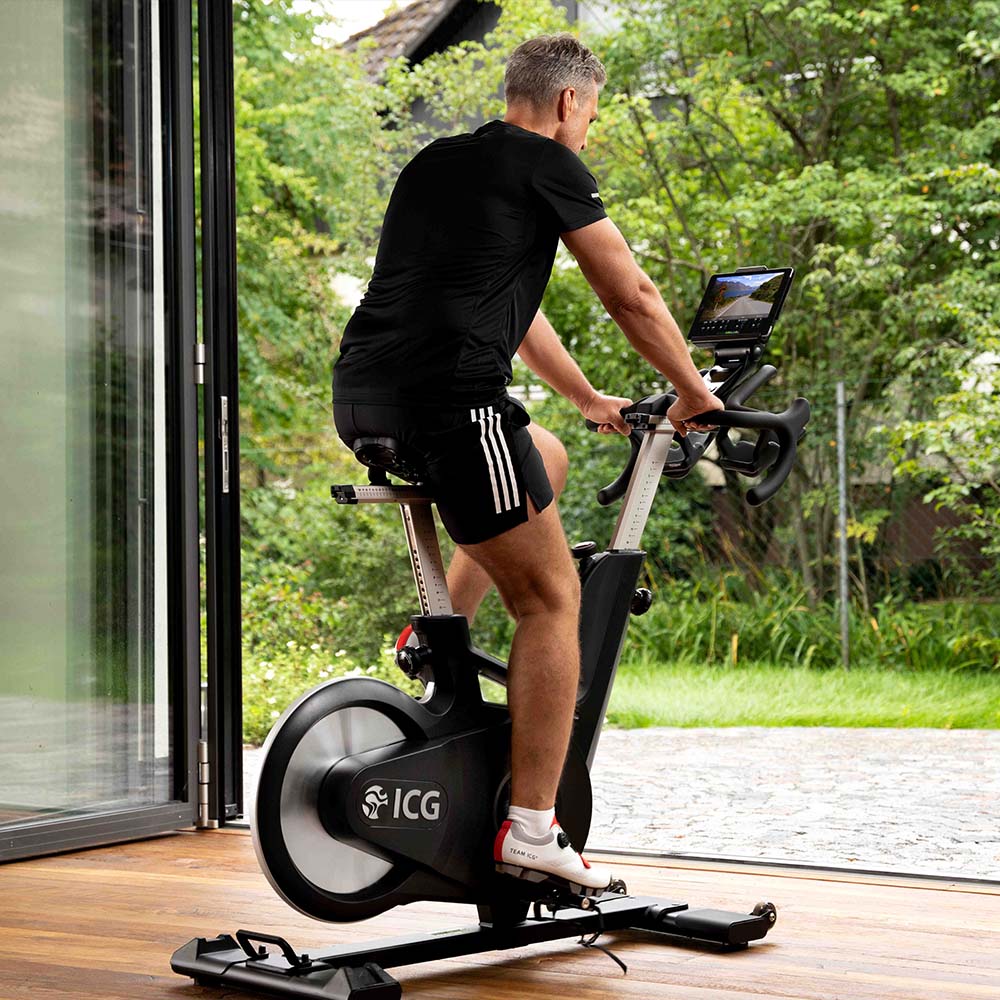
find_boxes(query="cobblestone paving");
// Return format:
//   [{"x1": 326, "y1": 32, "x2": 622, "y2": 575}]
[
  {"x1": 587, "y1": 727, "x2": 1000, "y2": 880},
  {"x1": 242, "y1": 727, "x2": 1000, "y2": 882}
]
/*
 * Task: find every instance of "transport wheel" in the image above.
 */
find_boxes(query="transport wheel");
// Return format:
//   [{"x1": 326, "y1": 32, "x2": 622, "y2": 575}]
[
  {"x1": 252, "y1": 677, "x2": 428, "y2": 922},
  {"x1": 752, "y1": 901, "x2": 778, "y2": 925}
]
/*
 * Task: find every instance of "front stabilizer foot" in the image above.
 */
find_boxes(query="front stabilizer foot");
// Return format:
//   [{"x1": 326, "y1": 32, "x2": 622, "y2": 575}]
[{"x1": 171, "y1": 934, "x2": 401, "y2": 1000}]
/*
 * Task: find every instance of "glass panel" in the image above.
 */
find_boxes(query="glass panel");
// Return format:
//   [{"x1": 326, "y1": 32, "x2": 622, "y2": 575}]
[{"x1": 0, "y1": 0, "x2": 172, "y2": 826}]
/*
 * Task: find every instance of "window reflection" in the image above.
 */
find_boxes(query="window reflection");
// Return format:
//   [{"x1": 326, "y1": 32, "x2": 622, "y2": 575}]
[{"x1": 0, "y1": 0, "x2": 171, "y2": 826}]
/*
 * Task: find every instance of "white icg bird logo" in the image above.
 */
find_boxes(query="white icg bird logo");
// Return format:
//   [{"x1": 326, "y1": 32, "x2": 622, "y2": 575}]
[{"x1": 362, "y1": 784, "x2": 389, "y2": 820}]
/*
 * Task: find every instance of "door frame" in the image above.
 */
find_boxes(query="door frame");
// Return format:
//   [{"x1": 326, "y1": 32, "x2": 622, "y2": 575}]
[{"x1": 199, "y1": 0, "x2": 243, "y2": 826}]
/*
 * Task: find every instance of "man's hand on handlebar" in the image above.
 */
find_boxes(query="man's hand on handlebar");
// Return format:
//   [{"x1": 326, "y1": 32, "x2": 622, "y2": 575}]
[
  {"x1": 579, "y1": 389, "x2": 634, "y2": 435},
  {"x1": 667, "y1": 391, "x2": 725, "y2": 437}
]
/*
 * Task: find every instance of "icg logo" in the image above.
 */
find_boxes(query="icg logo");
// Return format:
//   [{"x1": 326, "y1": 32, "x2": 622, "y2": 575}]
[
  {"x1": 362, "y1": 785, "x2": 390, "y2": 820},
  {"x1": 359, "y1": 780, "x2": 447, "y2": 828}
]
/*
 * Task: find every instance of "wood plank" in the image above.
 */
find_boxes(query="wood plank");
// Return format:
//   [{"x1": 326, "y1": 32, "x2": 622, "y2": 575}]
[{"x1": 0, "y1": 828, "x2": 997, "y2": 999}]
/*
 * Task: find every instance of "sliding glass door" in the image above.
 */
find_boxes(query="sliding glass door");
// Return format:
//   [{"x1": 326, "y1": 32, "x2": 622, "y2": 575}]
[{"x1": 0, "y1": 0, "x2": 199, "y2": 859}]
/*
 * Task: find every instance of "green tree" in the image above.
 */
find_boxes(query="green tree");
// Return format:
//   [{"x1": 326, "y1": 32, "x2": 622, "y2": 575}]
[
  {"x1": 576, "y1": 0, "x2": 1000, "y2": 599},
  {"x1": 232, "y1": 0, "x2": 395, "y2": 480}
]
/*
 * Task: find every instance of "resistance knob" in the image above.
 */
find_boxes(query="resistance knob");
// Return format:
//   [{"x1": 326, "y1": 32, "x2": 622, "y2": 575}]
[
  {"x1": 630, "y1": 588, "x2": 653, "y2": 616},
  {"x1": 571, "y1": 540, "x2": 599, "y2": 576},
  {"x1": 395, "y1": 645, "x2": 431, "y2": 679}
]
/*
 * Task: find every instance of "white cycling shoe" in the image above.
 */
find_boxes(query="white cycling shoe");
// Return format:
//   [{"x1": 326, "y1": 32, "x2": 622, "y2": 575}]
[{"x1": 494, "y1": 816, "x2": 617, "y2": 896}]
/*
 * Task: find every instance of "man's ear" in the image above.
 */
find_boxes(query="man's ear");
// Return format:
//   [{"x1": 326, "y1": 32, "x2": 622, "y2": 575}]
[{"x1": 557, "y1": 87, "x2": 576, "y2": 123}]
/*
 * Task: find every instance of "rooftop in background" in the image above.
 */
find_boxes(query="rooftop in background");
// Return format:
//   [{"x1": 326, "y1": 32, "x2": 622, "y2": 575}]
[
  {"x1": 342, "y1": 0, "x2": 472, "y2": 79},
  {"x1": 337, "y1": 1, "x2": 621, "y2": 81},
  {"x1": 291, "y1": 0, "x2": 422, "y2": 45}
]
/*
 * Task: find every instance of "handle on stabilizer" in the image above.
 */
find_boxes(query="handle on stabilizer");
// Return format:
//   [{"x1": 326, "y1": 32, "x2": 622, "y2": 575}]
[{"x1": 691, "y1": 398, "x2": 811, "y2": 506}]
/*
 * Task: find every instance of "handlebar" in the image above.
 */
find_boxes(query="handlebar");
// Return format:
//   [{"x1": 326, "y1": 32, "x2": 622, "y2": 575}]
[
  {"x1": 586, "y1": 392, "x2": 811, "y2": 508},
  {"x1": 584, "y1": 418, "x2": 645, "y2": 506},
  {"x1": 691, "y1": 399, "x2": 810, "y2": 505}
]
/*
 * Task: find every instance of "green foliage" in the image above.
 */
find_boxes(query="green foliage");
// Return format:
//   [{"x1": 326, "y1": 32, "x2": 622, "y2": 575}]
[
  {"x1": 243, "y1": 647, "x2": 421, "y2": 746},
  {"x1": 628, "y1": 574, "x2": 1000, "y2": 672},
  {"x1": 582, "y1": 0, "x2": 1000, "y2": 599},
  {"x1": 231, "y1": 0, "x2": 393, "y2": 475},
  {"x1": 878, "y1": 329, "x2": 1000, "y2": 567},
  {"x1": 241, "y1": 468, "x2": 418, "y2": 665}
]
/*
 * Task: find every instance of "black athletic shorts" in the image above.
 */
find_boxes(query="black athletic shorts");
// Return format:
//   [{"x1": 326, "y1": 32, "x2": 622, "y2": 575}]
[{"x1": 333, "y1": 394, "x2": 554, "y2": 545}]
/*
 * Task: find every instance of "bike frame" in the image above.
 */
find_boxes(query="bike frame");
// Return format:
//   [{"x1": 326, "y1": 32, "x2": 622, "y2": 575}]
[{"x1": 337, "y1": 417, "x2": 679, "y2": 772}]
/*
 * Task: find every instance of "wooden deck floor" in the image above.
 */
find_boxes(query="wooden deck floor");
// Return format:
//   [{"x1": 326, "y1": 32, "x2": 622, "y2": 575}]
[{"x1": 1, "y1": 827, "x2": 998, "y2": 999}]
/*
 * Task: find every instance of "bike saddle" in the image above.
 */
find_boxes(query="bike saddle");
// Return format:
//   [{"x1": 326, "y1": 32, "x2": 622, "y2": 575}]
[{"x1": 351, "y1": 436, "x2": 427, "y2": 485}]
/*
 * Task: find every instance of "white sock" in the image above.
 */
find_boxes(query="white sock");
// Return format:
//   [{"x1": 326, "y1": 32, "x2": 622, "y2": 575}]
[{"x1": 507, "y1": 805, "x2": 555, "y2": 839}]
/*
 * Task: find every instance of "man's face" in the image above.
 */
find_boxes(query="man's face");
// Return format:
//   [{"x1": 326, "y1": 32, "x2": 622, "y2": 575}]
[{"x1": 554, "y1": 84, "x2": 599, "y2": 154}]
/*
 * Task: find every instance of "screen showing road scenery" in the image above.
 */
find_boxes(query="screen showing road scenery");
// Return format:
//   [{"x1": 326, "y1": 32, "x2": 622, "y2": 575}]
[{"x1": 696, "y1": 271, "x2": 786, "y2": 323}]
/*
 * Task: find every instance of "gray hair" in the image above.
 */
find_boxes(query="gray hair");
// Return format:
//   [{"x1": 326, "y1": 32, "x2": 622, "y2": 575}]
[{"x1": 504, "y1": 33, "x2": 607, "y2": 111}]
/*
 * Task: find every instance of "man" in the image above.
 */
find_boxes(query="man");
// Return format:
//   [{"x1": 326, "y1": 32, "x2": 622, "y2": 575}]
[{"x1": 333, "y1": 33, "x2": 723, "y2": 894}]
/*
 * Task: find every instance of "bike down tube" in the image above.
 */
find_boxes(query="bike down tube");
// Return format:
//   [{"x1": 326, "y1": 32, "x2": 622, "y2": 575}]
[
  {"x1": 574, "y1": 418, "x2": 678, "y2": 769},
  {"x1": 573, "y1": 549, "x2": 645, "y2": 772}
]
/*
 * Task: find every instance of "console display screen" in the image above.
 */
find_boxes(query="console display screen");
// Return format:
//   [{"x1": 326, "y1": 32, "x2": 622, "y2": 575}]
[{"x1": 689, "y1": 268, "x2": 793, "y2": 344}]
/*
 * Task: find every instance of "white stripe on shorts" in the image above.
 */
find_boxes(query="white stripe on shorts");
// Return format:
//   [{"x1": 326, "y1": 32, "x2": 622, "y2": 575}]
[
  {"x1": 473, "y1": 406, "x2": 503, "y2": 513},
  {"x1": 471, "y1": 405, "x2": 520, "y2": 514},
  {"x1": 487, "y1": 408, "x2": 515, "y2": 511},
  {"x1": 489, "y1": 410, "x2": 519, "y2": 510}
]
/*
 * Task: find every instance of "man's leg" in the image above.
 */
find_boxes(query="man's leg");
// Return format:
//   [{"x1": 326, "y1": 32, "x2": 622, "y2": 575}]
[
  {"x1": 451, "y1": 416, "x2": 613, "y2": 890},
  {"x1": 457, "y1": 492, "x2": 579, "y2": 810},
  {"x1": 445, "y1": 423, "x2": 569, "y2": 623}
]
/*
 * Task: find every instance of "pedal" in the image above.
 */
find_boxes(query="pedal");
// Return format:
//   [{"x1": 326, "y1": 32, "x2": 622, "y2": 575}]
[{"x1": 495, "y1": 863, "x2": 628, "y2": 909}]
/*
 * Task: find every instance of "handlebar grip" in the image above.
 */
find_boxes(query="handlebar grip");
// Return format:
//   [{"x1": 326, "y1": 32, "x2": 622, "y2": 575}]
[
  {"x1": 747, "y1": 398, "x2": 810, "y2": 505},
  {"x1": 587, "y1": 409, "x2": 646, "y2": 506},
  {"x1": 585, "y1": 411, "x2": 633, "y2": 434}
]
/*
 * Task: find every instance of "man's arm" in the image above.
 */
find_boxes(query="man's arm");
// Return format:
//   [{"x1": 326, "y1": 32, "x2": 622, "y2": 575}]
[
  {"x1": 516, "y1": 310, "x2": 632, "y2": 434},
  {"x1": 516, "y1": 310, "x2": 594, "y2": 411},
  {"x1": 560, "y1": 217, "x2": 723, "y2": 432}
]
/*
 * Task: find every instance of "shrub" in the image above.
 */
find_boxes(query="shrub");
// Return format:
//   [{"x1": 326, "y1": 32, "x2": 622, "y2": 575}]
[
  {"x1": 243, "y1": 640, "x2": 422, "y2": 746},
  {"x1": 627, "y1": 573, "x2": 1000, "y2": 673}
]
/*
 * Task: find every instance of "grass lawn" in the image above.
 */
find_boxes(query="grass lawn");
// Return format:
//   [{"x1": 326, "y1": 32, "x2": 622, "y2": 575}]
[{"x1": 605, "y1": 658, "x2": 1000, "y2": 729}]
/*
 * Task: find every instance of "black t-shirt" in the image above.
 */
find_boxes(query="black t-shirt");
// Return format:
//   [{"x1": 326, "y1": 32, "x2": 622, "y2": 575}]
[{"x1": 332, "y1": 120, "x2": 607, "y2": 407}]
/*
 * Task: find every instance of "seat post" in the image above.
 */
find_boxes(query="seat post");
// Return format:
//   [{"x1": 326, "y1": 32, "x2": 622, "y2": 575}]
[
  {"x1": 331, "y1": 473, "x2": 452, "y2": 617},
  {"x1": 399, "y1": 503, "x2": 453, "y2": 616}
]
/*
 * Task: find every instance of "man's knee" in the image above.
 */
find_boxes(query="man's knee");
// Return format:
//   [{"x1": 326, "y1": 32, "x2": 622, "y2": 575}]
[
  {"x1": 502, "y1": 561, "x2": 580, "y2": 622},
  {"x1": 461, "y1": 505, "x2": 579, "y2": 620}
]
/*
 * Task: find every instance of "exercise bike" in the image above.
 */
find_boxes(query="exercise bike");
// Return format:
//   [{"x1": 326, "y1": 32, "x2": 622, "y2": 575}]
[{"x1": 173, "y1": 266, "x2": 810, "y2": 1000}]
